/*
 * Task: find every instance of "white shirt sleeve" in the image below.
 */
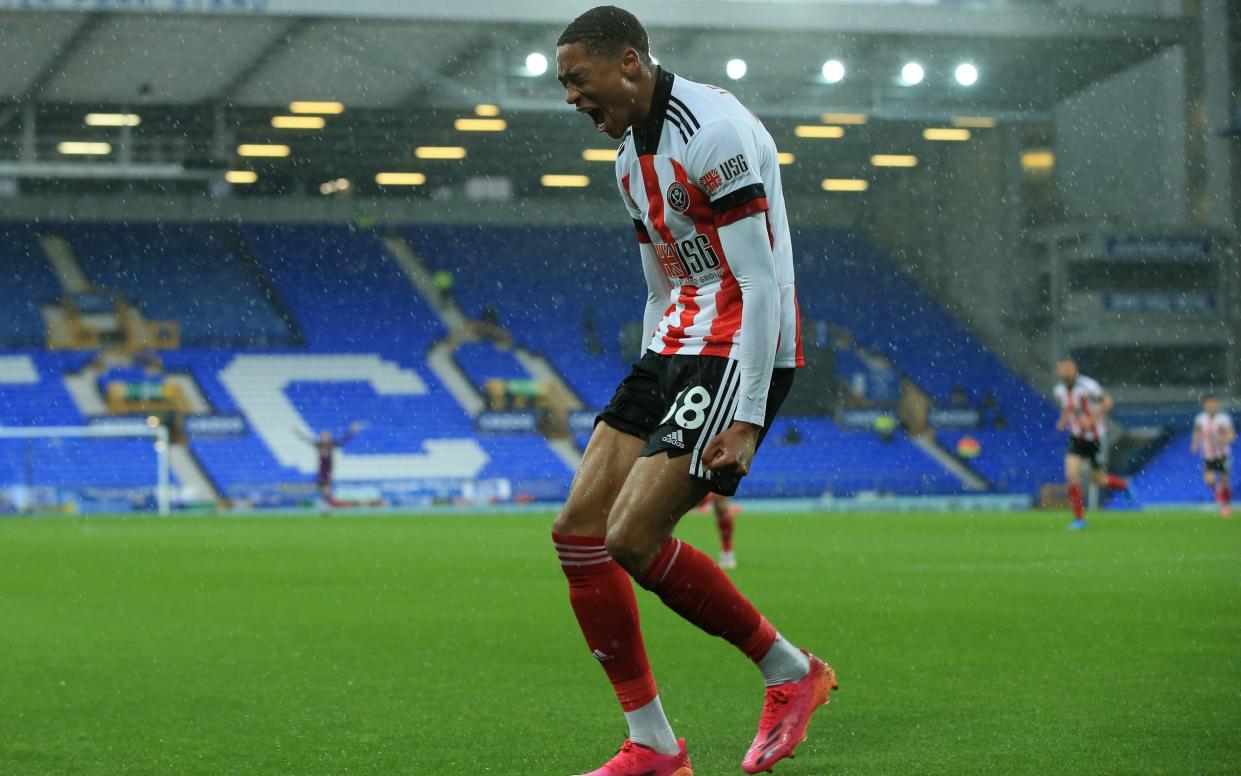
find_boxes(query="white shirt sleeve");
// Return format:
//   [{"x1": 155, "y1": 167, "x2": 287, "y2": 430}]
[
  {"x1": 617, "y1": 157, "x2": 671, "y2": 352},
  {"x1": 715, "y1": 212, "x2": 779, "y2": 425},
  {"x1": 683, "y1": 120, "x2": 769, "y2": 227},
  {"x1": 638, "y1": 243, "x2": 671, "y2": 350},
  {"x1": 683, "y1": 120, "x2": 778, "y2": 425}
]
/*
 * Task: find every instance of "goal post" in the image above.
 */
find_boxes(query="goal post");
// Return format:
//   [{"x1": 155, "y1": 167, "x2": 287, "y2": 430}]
[{"x1": 0, "y1": 424, "x2": 171, "y2": 516}]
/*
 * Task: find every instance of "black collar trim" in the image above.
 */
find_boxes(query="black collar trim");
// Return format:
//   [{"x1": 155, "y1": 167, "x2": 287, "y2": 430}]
[{"x1": 634, "y1": 66, "x2": 675, "y2": 156}]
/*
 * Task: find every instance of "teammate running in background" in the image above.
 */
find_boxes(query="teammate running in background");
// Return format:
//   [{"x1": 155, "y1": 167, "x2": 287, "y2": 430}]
[
  {"x1": 1190, "y1": 394, "x2": 1234, "y2": 517},
  {"x1": 551, "y1": 8, "x2": 834, "y2": 776},
  {"x1": 698, "y1": 493, "x2": 740, "y2": 569},
  {"x1": 292, "y1": 422, "x2": 360, "y2": 511},
  {"x1": 1054, "y1": 359, "x2": 1129, "y2": 530}
]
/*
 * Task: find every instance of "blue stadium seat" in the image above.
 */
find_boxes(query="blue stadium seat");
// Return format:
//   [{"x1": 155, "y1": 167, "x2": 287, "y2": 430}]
[
  {"x1": 0, "y1": 223, "x2": 60, "y2": 348},
  {"x1": 62, "y1": 223, "x2": 293, "y2": 348}
]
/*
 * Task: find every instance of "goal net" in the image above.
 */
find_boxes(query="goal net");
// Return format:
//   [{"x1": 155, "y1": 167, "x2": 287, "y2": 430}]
[{"x1": 0, "y1": 424, "x2": 171, "y2": 516}]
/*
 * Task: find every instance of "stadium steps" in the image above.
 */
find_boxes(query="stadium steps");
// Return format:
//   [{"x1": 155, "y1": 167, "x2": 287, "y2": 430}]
[
  {"x1": 168, "y1": 443, "x2": 220, "y2": 503},
  {"x1": 428, "y1": 341, "x2": 486, "y2": 416},
  {"x1": 385, "y1": 233, "x2": 586, "y2": 439},
  {"x1": 383, "y1": 234, "x2": 586, "y2": 471},
  {"x1": 910, "y1": 433, "x2": 988, "y2": 490},
  {"x1": 39, "y1": 234, "x2": 90, "y2": 294},
  {"x1": 62, "y1": 368, "x2": 107, "y2": 416},
  {"x1": 226, "y1": 227, "x2": 305, "y2": 347},
  {"x1": 383, "y1": 235, "x2": 468, "y2": 330}
]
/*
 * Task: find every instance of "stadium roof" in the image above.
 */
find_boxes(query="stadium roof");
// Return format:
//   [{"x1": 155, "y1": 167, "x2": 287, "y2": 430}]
[
  {"x1": 0, "y1": 2, "x2": 1187, "y2": 193},
  {"x1": 0, "y1": 2, "x2": 1186, "y2": 114}
]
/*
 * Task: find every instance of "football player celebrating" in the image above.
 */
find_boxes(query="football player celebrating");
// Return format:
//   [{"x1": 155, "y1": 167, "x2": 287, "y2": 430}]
[{"x1": 550, "y1": 7, "x2": 834, "y2": 775}]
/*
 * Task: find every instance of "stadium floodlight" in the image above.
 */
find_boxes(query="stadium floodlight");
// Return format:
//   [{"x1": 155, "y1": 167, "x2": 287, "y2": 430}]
[
  {"x1": 582, "y1": 148, "x2": 618, "y2": 162},
  {"x1": 237, "y1": 144, "x2": 291, "y2": 158},
  {"x1": 58, "y1": 141, "x2": 111, "y2": 155},
  {"x1": 225, "y1": 170, "x2": 258, "y2": 184},
  {"x1": 474, "y1": 104, "x2": 500, "y2": 117},
  {"x1": 271, "y1": 116, "x2": 325, "y2": 129},
  {"x1": 821, "y1": 59, "x2": 845, "y2": 83},
  {"x1": 526, "y1": 52, "x2": 549, "y2": 76},
  {"x1": 85, "y1": 113, "x2": 140, "y2": 127},
  {"x1": 0, "y1": 424, "x2": 170, "y2": 515},
  {"x1": 923, "y1": 128, "x2": 971, "y2": 142},
  {"x1": 415, "y1": 146, "x2": 468, "y2": 159},
  {"x1": 289, "y1": 101, "x2": 344, "y2": 114},
  {"x1": 454, "y1": 118, "x2": 507, "y2": 132},
  {"x1": 823, "y1": 113, "x2": 867, "y2": 125},
  {"x1": 375, "y1": 172, "x2": 426, "y2": 185},
  {"x1": 541, "y1": 174, "x2": 590, "y2": 188},
  {"x1": 794, "y1": 125, "x2": 845, "y2": 139},
  {"x1": 1020, "y1": 149, "x2": 1055, "y2": 171},
  {"x1": 726, "y1": 59, "x2": 747, "y2": 80},
  {"x1": 953, "y1": 116, "x2": 997, "y2": 128},
  {"x1": 822, "y1": 178, "x2": 869, "y2": 192},
  {"x1": 777, "y1": 152, "x2": 795, "y2": 165},
  {"x1": 901, "y1": 62, "x2": 925, "y2": 86},
  {"x1": 871, "y1": 154, "x2": 919, "y2": 167},
  {"x1": 955, "y1": 63, "x2": 979, "y2": 87}
]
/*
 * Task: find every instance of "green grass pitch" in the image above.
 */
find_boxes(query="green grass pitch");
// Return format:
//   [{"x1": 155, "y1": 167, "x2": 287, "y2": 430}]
[{"x1": 1, "y1": 510, "x2": 1237, "y2": 775}]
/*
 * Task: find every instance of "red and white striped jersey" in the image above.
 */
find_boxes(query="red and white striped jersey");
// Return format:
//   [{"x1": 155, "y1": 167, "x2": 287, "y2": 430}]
[
  {"x1": 1054, "y1": 375, "x2": 1108, "y2": 441},
  {"x1": 1194, "y1": 411, "x2": 1234, "y2": 460},
  {"x1": 615, "y1": 67, "x2": 803, "y2": 369}
]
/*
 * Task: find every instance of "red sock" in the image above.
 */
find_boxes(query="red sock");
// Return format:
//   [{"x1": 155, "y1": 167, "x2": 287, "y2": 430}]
[
  {"x1": 553, "y1": 533, "x2": 657, "y2": 712},
  {"x1": 1067, "y1": 483, "x2": 1085, "y2": 519},
  {"x1": 1104, "y1": 474, "x2": 1128, "y2": 491},
  {"x1": 638, "y1": 538, "x2": 776, "y2": 662},
  {"x1": 1221, "y1": 485, "x2": 1232, "y2": 506},
  {"x1": 716, "y1": 509, "x2": 735, "y2": 553}
]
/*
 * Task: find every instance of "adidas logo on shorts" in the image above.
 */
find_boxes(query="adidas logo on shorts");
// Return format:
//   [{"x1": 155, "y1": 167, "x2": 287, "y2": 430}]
[{"x1": 662, "y1": 429, "x2": 685, "y2": 448}]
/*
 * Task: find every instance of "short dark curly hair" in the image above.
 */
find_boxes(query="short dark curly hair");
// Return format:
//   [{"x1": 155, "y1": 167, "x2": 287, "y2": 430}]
[{"x1": 557, "y1": 6, "x2": 652, "y2": 65}]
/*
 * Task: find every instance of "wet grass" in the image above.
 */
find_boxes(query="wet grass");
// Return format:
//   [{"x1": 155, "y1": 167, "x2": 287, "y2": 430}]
[{"x1": 0, "y1": 509, "x2": 1236, "y2": 775}]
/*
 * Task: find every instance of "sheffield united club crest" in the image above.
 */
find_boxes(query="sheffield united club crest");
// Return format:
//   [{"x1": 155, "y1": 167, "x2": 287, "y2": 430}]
[{"x1": 667, "y1": 181, "x2": 690, "y2": 213}]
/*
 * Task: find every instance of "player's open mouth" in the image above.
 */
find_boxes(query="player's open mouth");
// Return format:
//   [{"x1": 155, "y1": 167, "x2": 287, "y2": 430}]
[{"x1": 581, "y1": 107, "x2": 607, "y2": 132}]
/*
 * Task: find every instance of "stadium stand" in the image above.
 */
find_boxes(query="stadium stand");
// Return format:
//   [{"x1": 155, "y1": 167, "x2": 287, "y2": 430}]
[
  {"x1": 405, "y1": 224, "x2": 638, "y2": 409},
  {"x1": 1131, "y1": 430, "x2": 1205, "y2": 504},
  {"x1": 0, "y1": 221, "x2": 1134, "y2": 505},
  {"x1": 937, "y1": 427, "x2": 1064, "y2": 495},
  {"x1": 0, "y1": 224, "x2": 61, "y2": 348},
  {"x1": 454, "y1": 341, "x2": 532, "y2": 392},
  {"x1": 62, "y1": 223, "x2": 294, "y2": 348},
  {"x1": 0, "y1": 354, "x2": 169, "y2": 511},
  {"x1": 794, "y1": 230, "x2": 1055, "y2": 426},
  {"x1": 752, "y1": 418, "x2": 962, "y2": 497}
]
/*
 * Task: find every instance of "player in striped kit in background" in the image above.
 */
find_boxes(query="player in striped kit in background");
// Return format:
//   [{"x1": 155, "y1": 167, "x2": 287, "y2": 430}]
[
  {"x1": 697, "y1": 493, "x2": 741, "y2": 569},
  {"x1": 1054, "y1": 360, "x2": 1130, "y2": 530},
  {"x1": 1190, "y1": 394, "x2": 1235, "y2": 517}
]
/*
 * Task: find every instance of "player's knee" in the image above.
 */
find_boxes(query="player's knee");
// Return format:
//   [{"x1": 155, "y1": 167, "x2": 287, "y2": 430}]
[
  {"x1": 603, "y1": 526, "x2": 657, "y2": 578},
  {"x1": 551, "y1": 501, "x2": 605, "y2": 537}
]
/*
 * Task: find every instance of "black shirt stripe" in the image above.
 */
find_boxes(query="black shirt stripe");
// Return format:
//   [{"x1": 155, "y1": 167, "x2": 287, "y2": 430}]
[
  {"x1": 667, "y1": 95, "x2": 700, "y2": 130},
  {"x1": 665, "y1": 112, "x2": 690, "y2": 144},
  {"x1": 666, "y1": 105, "x2": 697, "y2": 140},
  {"x1": 710, "y1": 183, "x2": 767, "y2": 214}
]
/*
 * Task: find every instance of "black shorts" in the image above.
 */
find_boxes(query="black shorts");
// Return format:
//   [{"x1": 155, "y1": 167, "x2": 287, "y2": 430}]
[
  {"x1": 1204, "y1": 457, "x2": 1231, "y2": 474},
  {"x1": 597, "y1": 351, "x2": 794, "y2": 497},
  {"x1": 1067, "y1": 436, "x2": 1102, "y2": 467}
]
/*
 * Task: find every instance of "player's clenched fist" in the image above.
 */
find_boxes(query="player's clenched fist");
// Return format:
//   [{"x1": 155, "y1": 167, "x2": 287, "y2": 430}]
[{"x1": 704, "y1": 422, "x2": 761, "y2": 477}]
